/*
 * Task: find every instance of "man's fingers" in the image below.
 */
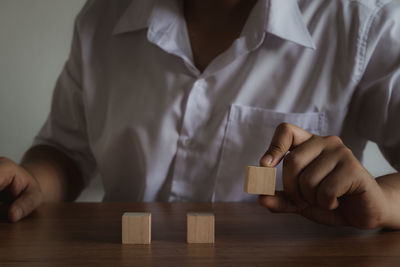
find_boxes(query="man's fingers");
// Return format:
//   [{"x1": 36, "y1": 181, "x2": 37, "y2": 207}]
[
  {"x1": 260, "y1": 123, "x2": 313, "y2": 167},
  {"x1": 258, "y1": 191, "x2": 298, "y2": 213},
  {"x1": 8, "y1": 186, "x2": 43, "y2": 222},
  {"x1": 298, "y1": 150, "x2": 340, "y2": 205},
  {"x1": 0, "y1": 158, "x2": 17, "y2": 191},
  {"x1": 0, "y1": 157, "x2": 43, "y2": 222},
  {"x1": 315, "y1": 162, "x2": 363, "y2": 211},
  {"x1": 281, "y1": 135, "x2": 328, "y2": 208}
]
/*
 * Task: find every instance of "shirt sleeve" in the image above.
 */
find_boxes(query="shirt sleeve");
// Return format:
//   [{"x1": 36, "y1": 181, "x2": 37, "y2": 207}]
[
  {"x1": 31, "y1": 12, "x2": 97, "y2": 186},
  {"x1": 350, "y1": 2, "x2": 400, "y2": 172}
]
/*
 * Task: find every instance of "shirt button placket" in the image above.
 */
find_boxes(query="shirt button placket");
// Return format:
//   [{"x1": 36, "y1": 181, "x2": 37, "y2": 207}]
[
  {"x1": 180, "y1": 78, "x2": 207, "y2": 144},
  {"x1": 170, "y1": 78, "x2": 209, "y2": 200}
]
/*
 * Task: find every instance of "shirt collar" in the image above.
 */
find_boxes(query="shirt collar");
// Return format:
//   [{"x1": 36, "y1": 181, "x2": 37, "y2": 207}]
[
  {"x1": 112, "y1": 0, "x2": 155, "y2": 35},
  {"x1": 265, "y1": 0, "x2": 316, "y2": 50},
  {"x1": 112, "y1": 0, "x2": 316, "y2": 50}
]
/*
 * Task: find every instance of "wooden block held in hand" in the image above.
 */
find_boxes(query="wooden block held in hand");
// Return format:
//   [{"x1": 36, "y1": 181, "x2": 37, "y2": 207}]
[
  {"x1": 244, "y1": 166, "x2": 276, "y2": 195},
  {"x1": 122, "y1": 212, "x2": 151, "y2": 244},
  {"x1": 187, "y1": 213, "x2": 215, "y2": 244}
]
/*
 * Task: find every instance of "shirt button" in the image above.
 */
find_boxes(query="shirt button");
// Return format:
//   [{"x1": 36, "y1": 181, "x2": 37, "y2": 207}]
[
  {"x1": 194, "y1": 79, "x2": 206, "y2": 88},
  {"x1": 181, "y1": 137, "x2": 193, "y2": 147}
]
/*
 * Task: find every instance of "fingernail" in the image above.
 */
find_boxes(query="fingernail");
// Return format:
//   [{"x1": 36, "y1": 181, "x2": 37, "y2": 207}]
[
  {"x1": 262, "y1": 154, "x2": 273, "y2": 166},
  {"x1": 11, "y1": 208, "x2": 22, "y2": 221}
]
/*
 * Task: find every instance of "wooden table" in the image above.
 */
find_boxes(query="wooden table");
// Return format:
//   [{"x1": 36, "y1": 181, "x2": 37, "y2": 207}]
[{"x1": 1, "y1": 202, "x2": 400, "y2": 266}]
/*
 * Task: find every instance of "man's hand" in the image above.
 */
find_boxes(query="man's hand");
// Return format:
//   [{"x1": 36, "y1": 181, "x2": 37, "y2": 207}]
[
  {"x1": 0, "y1": 157, "x2": 43, "y2": 222},
  {"x1": 258, "y1": 123, "x2": 390, "y2": 229}
]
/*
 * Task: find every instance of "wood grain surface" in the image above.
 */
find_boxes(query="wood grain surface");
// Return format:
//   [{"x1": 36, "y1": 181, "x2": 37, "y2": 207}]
[
  {"x1": 244, "y1": 166, "x2": 276, "y2": 195},
  {"x1": 122, "y1": 212, "x2": 151, "y2": 244},
  {"x1": 187, "y1": 212, "x2": 215, "y2": 243},
  {"x1": 1, "y1": 202, "x2": 400, "y2": 266}
]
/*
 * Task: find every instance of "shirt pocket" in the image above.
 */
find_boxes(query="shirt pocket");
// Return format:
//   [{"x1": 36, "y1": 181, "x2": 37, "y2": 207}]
[{"x1": 213, "y1": 104, "x2": 327, "y2": 202}]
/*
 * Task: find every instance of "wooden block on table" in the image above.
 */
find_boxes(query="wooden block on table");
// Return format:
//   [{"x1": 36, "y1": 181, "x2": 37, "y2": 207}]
[
  {"x1": 187, "y1": 213, "x2": 215, "y2": 244},
  {"x1": 122, "y1": 212, "x2": 151, "y2": 244},
  {"x1": 244, "y1": 166, "x2": 276, "y2": 195}
]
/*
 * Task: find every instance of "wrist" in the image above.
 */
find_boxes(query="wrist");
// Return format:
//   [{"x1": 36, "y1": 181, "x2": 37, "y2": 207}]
[
  {"x1": 21, "y1": 145, "x2": 84, "y2": 202},
  {"x1": 376, "y1": 176, "x2": 400, "y2": 229}
]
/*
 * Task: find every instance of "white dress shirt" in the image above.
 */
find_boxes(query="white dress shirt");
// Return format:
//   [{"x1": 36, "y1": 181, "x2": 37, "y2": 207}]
[{"x1": 32, "y1": 0, "x2": 400, "y2": 202}]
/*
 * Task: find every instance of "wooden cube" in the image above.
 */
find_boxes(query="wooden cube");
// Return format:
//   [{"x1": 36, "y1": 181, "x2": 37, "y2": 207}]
[
  {"x1": 122, "y1": 212, "x2": 151, "y2": 244},
  {"x1": 187, "y1": 213, "x2": 215, "y2": 244},
  {"x1": 244, "y1": 166, "x2": 276, "y2": 195}
]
